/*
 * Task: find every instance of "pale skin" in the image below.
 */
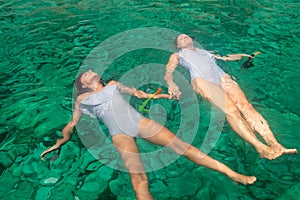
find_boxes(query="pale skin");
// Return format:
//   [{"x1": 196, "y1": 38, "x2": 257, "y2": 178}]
[
  {"x1": 41, "y1": 70, "x2": 256, "y2": 200},
  {"x1": 164, "y1": 34, "x2": 297, "y2": 160}
]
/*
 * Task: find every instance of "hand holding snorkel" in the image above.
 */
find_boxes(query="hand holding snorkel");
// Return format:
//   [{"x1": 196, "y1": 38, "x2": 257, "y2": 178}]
[
  {"x1": 138, "y1": 88, "x2": 162, "y2": 112},
  {"x1": 241, "y1": 51, "x2": 261, "y2": 69}
]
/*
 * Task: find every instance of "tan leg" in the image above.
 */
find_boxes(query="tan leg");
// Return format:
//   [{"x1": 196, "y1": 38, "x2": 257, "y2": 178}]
[
  {"x1": 221, "y1": 74, "x2": 297, "y2": 155},
  {"x1": 138, "y1": 118, "x2": 257, "y2": 185},
  {"x1": 112, "y1": 134, "x2": 154, "y2": 200},
  {"x1": 191, "y1": 78, "x2": 282, "y2": 159}
]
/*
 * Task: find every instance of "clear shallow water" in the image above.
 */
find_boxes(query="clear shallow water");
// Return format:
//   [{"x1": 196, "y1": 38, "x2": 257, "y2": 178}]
[{"x1": 0, "y1": 0, "x2": 300, "y2": 199}]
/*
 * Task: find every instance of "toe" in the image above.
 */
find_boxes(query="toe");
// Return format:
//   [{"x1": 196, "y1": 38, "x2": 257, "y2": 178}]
[{"x1": 283, "y1": 148, "x2": 298, "y2": 154}]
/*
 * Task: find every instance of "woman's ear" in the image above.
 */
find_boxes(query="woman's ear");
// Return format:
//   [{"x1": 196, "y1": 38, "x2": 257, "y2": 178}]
[{"x1": 81, "y1": 84, "x2": 87, "y2": 88}]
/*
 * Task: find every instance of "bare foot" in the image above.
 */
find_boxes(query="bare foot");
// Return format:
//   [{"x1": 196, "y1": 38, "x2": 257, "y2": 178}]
[
  {"x1": 270, "y1": 142, "x2": 298, "y2": 155},
  {"x1": 230, "y1": 174, "x2": 257, "y2": 185},
  {"x1": 257, "y1": 144, "x2": 282, "y2": 160}
]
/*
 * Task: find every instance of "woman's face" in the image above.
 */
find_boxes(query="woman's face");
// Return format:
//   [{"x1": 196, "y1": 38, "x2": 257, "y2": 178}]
[
  {"x1": 176, "y1": 34, "x2": 194, "y2": 49},
  {"x1": 80, "y1": 70, "x2": 100, "y2": 88}
]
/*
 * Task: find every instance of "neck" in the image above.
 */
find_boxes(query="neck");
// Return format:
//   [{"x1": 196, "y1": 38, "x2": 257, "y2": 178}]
[
  {"x1": 181, "y1": 45, "x2": 195, "y2": 51},
  {"x1": 89, "y1": 82, "x2": 104, "y2": 92},
  {"x1": 96, "y1": 82, "x2": 104, "y2": 90}
]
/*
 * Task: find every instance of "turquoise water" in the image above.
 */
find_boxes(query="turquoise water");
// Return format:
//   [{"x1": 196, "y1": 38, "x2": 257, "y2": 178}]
[{"x1": 0, "y1": 0, "x2": 300, "y2": 199}]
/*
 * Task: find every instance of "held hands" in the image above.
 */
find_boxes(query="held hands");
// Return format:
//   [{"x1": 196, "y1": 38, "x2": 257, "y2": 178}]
[
  {"x1": 138, "y1": 88, "x2": 177, "y2": 112},
  {"x1": 168, "y1": 83, "x2": 181, "y2": 99}
]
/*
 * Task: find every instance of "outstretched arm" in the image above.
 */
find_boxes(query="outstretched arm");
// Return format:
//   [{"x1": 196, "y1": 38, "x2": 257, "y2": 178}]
[
  {"x1": 133, "y1": 89, "x2": 170, "y2": 99},
  {"x1": 41, "y1": 99, "x2": 82, "y2": 160},
  {"x1": 118, "y1": 83, "x2": 171, "y2": 99},
  {"x1": 164, "y1": 53, "x2": 181, "y2": 99},
  {"x1": 212, "y1": 53, "x2": 251, "y2": 61}
]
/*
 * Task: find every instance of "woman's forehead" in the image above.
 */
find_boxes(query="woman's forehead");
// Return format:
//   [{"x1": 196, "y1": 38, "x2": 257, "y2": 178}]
[
  {"x1": 177, "y1": 34, "x2": 189, "y2": 39},
  {"x1": 180, "y1": 34, "x2": 188, "y2": 37}
]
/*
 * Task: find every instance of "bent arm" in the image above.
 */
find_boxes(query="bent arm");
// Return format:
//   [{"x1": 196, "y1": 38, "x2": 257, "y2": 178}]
[
  {"x1": 164, "y1": 53, "x2": 179, "y2": 85},
  {"x1": 164, "y1": 53, "x2": 181, "y2": 99},
  {"x1": 212, "y1": 53, "x2": 251, "y2": 61},
  {"x1": 41, "y1": 100, "x2": 82, "y2": 160}
]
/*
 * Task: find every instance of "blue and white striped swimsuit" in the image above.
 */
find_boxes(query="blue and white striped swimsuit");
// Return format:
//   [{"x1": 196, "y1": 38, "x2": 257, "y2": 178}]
[{"x1": 79, "y1": 85, "x2": 143, "y2": 137}]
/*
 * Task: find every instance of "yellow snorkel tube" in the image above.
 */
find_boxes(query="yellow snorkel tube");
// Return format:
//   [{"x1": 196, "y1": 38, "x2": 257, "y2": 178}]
[{"x1": 138, "y1": 88, "x2": 162, "y2": 112}]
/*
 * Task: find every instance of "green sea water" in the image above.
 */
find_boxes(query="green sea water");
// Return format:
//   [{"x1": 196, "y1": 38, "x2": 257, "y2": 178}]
[{"x1": 0, "y1": 0, "x2": 299, "y2": 199}]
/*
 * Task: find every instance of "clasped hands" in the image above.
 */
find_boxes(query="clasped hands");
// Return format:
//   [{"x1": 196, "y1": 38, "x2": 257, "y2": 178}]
[{"x1": 168, "y1": 83, "x2": 181, "y2": 99}]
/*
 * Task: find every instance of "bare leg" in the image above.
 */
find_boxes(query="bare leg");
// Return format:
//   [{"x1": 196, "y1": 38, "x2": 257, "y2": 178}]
[
  {"x1": 191, "y1": 78, "x2": 282, "y2": 159},
  {"x1": 221, "y1": 74, "x2": 297, "y2": 155},
  {"x1": 112, "y1": 134, "x2": 154, "y2": 200},
  {"x1": 138, "y1": 118, "x2": 257, "y2": 185}
]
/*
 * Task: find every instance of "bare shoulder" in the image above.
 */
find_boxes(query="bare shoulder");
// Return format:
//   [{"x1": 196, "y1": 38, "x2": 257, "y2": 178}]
[
  {"x1": 106, "y1": 80, "x2": 118, "y2": 86},
  {"x1": 76, "y1": 93, "x2": 90, "y2": 103},
  {"x1": 170, "y1": 52, "x2": 179, "y2": 60},
  {"x1": 167, "y1": 53, "x2": 180, "y2": 67}
]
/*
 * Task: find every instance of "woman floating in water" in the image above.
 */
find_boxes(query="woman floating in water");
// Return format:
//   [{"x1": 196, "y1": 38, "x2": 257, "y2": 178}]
[
  {"x1": 164, "y1": 34, "x2": 297, "y2": 160},
  {"x1": 41, "y1": 70, "x2": 256, "y2": 200}
]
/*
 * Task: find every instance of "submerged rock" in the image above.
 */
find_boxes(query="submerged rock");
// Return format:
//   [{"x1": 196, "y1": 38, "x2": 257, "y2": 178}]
[{"x1": 43, "y1": 177, "x2": 59, "y2": 184}]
